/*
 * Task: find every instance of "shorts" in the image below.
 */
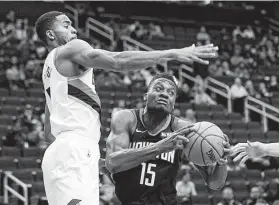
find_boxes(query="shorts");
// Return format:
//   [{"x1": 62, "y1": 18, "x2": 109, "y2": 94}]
[{"x1": 42, "y1": 131, "x2": 100, "y2": 205}]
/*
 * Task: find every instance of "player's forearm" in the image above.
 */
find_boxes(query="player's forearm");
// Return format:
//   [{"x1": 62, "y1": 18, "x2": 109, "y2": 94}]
[
  {"x1": 263, "y1": 143, "x2": 279, "y2": 157},
  {"x1": 196, "y1": 164, "x2": 227, "y2": 191},
  {"x1": 106, "y1": 144, "x2": 160, "y2": 174},
  {"x1": 90, "y1": 49, "x2": 176, "y2": 72},
  {"x1": 111, "y1": 50, "x2": 175, "y2": 72}
]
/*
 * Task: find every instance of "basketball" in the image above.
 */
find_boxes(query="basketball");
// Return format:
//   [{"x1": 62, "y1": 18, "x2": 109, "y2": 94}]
[{"x1": 183, "y1": 121, "x2": 225, "y2": 166}]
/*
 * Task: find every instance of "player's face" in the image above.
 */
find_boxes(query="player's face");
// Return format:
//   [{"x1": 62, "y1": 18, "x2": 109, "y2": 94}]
[
  {"x1": 146, "y1": 78, "x2": 177, "y2": 114},
  {"x1": 51, "y1": 14, "x2": 77, "y2": 45}
]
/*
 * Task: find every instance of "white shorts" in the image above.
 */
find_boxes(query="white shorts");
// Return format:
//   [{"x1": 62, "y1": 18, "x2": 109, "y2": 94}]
[{"x1": 42, "y1": 132, "x2": 100, "y2": 205}]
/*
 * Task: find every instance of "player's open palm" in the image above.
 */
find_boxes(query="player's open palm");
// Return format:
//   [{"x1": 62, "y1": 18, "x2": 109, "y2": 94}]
[
  {"x1": 156, "y1": 125, "x2": 195, "y2": 153},
  {"x1": 175, "y1": 44, "x2": 218, "y2": 65},
  {"x1": 231, "y1": 141, "x2": 266, "y2": 165}
]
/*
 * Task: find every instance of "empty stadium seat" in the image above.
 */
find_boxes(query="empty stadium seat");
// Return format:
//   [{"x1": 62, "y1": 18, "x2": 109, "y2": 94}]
[
  {"x1": 245, "y1": 169, "x2": 263, "y2": 181},
  {"x1": 212, "y1": 120, "x2": 230, "y2": 130},
  {"x1": 25, "y1": 97, "x2": 44, "y2": 108},
  {"x1": 264, "y1": 170, "x2": 279, "y2": 180},
  {"x1": 196, "y1": 112, "x2": 212, "y2": 121},
  {"x1": 231, "y1": 121, "x2": 247, "y2": 130},
  {"x1": 3, "y1": 96, "x2": 24, "y2": 106},
  {"x1": 212, "y1": 112, "x2": 228, "y2": 120},
  {"x1": 0, "y1": 105, "x2": 21, "y2": 115},
  {"x1": 233, "y1": 130, "x2": 248, "y2": 143},
  {"x1": 265, "y1": 131, "x2": 278, "y2": 143},
  {"x1": 0, "y1": 88, "x2": 9, "y2": 97},
  {"x1": 0, "y1": 146, "x2": 21, "y2": 157},
  {"x1": 15, "y1": 158, "x2": 40, "y2": 169},
  {"x1": 0, "y1": 157, "x2": 17, "y2": 170},
  {"x1": 27, "y1": 89, "x2": 44, "y2": 98},
  {"x1": 0, "y1": 115, "x2": 13, "y2": 126},
  {"x1": 10, "y1": 89, "x2": 26, "y2": 97}
]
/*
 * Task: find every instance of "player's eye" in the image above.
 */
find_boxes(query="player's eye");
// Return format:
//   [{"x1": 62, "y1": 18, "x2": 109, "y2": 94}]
[
  {"x1": 64, "y1": 25, "x2": 69, "y2": 28},
  {"x1": 154, "y1": 87, "x2": 162, "y2": 92},
  {"x1": 168, "y1": 91, "x2": 175, "y2": 96}
]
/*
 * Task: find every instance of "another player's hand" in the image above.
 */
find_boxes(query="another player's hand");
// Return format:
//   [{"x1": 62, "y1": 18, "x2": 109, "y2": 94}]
[
  {"x1": 231, "y1": 141, "x2": 267, "y2": 165},
  {"x1": 217, "y1": 134, "x2": 231, "y2": 165},
  {"x1": 156, "y1": 124, "x2": 195, "y2": 153},
  {"x1": 174, "y1": 44, "x2": 218, "y2": 65}
]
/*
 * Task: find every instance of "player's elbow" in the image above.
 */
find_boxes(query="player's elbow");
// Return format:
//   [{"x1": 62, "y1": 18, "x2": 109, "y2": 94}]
[{"x1": 105, "y1": 157, "x2": 118, "y2": 174}]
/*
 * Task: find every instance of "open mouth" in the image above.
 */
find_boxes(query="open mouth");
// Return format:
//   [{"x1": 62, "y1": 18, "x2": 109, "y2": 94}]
[{"x1": 157, "y1": 99, "x2": 168, "y2": 105}]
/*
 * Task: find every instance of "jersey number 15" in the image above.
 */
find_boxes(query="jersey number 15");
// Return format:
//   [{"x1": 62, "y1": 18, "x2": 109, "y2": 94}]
[{"x1": 140, "y1": 163, "x2": 156, "y2": 187}]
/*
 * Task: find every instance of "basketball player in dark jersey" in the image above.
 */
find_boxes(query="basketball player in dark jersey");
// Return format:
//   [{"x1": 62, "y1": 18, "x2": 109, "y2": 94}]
[{"x1": 105, "y1": 73, "x2": 230, "y2": 205}]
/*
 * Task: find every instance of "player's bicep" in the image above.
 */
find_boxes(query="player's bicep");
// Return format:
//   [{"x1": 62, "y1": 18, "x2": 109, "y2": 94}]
[{"x1": 59, "y1": 39, "x2": 118, "y2": 70}]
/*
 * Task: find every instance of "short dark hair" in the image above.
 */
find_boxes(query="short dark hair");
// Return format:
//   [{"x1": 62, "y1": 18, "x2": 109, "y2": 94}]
[
  {"x1": 148, "y1": 72, "x2": 178, "y2": 91},
  {"x1": 35, "y1": 11, "x2": 64, "y2": 44}
]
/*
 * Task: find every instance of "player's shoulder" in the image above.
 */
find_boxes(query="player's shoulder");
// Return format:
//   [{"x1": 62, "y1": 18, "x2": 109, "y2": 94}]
[
  {"x1": 172, "y1": 116, "x2": 194, "y2": 131},
  {"x1": 56, "y1": 39, "x2": 92, "y2": 59},
  {"x1": 111, "y1": 109, "x2": 137, "y2": 125}
]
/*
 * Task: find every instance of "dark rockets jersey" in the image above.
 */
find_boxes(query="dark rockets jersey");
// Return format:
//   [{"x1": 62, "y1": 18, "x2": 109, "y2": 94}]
[{"x1": 113, "y1": 109, "x2": 182, "y2": 205}]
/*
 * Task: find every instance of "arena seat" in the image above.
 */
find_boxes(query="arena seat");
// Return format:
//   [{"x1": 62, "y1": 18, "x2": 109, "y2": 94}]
[
  {"x1": 10, "y1": 89, "x2": 26, "y2": 97},
  {"x1": 0, "y1": 146, "x2": 21, "y2": 157},
  {"x1": 265, "y1": 131, "x2": 278, "y2": 142},
  {"x1": 0, "y1": 105, "x2": 21, "y2": 115},
  {"x1": 196, "y1": 111, "x2": 212, "y2": 121},
  {"x1": 0, "y1": 88, "x2": 9, "y2": 97},
  {"x1": 0, "y1": 115, "x2": 13, "y2": 126},
  {"x1": 233, "y1": 130, "x2": 249, "y2": 143},
  {"x1": 27, "y1": 89, "x2": 45, "y2": 98},
  {"x1": 0, "y1": 157, "x2": 17, "y2": 170},
  {"x1": 231, "y1": 121, "x2": 247, "y2": 131},
  {"x1": 4, "y1": 96, "x2": 24, "y2": 106},
  {"x1": 15, "y1": 158, "x2": 41, "y2": 169},
  {"x1": 25, "y1": 97, "x2": 44, "y2": 108},
  {"x1": 264, "y1": 170, "x2": 279, "y2": 181},
  {"x1": 244, "y1": 169, "x2": 263, "y2": 181}
]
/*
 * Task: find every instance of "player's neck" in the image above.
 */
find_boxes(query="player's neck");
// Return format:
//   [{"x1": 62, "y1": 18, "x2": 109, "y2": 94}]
[{"x1": 143, "y1": 108, "x2": 169, "y2": 131}]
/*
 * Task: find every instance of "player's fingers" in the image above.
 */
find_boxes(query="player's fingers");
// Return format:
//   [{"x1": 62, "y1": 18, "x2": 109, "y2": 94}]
[
  {"x1": 193, "y1": 52, "x2": 217, "y2": 58},
  {"x1": 189, "y1": 55, "x2": 209, "y2": 65},
  {"x1": 233, "y1": 152, "x2": 247, "y2": 162},
  {"x1": 196, "y1": 46, "x2": 219, "y2": 53},
  {"x1": 195, "y1": 44, "x2": 214, "y2": 49},
  {"x1": 223, "y1": 148, "x2": 231, "y2": 154},
  {"x1": 177, "y1": 56, "x2": 194, "y2": 64},
  {"x1": 240, "y1": 155, "x2": 249, "y2": 165},
  {"x1": 222, "y1": 141, "x2": 230, "y2": 148},
  {"x1": 176, "y1": 135, "x2": 189, "y2": 144},
  {"x1": 231, "y1": 147, "x2": 247, "y2": 157},
  {"x1": 231, "y1": 143, "x2": 248, "y2": 153},
  {"x1": 218, "y1": 158, "x2": 228, "y2": 165},
  {"x1": 223, "y1": 134, "x2": 229, "y2": 142},
  {"x1": 172, "y1": 124, "x2": 194, "y2": 136}
]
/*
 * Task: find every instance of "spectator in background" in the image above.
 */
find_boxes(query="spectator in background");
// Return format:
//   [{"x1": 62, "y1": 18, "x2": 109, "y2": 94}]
[
  {"x1": 111, "y1": 100, "x2": 126, "y2": 117},
  {"x1": 147, "y1": 22, "x2": 165, "y2": 39},
  {"x1": 222, "y1": 61, "x2": 235, "y2": 77},
  {"x1": 196, "y1": 26, "x2": 211, "y2": 45},
  {"x1": 127, "y1": 21, "x2": 146, "y2": 41},
  {"x1": 182, "y1": 109, "x2": 196, "y2": 124},
  {"x1": 230, "y1": 78, "x2": 248, "y2": 114},
  {"x1": 193, "y1": 84, "x2": 216, "y2": 105},
  {"x1": 173, "y1": 108, "x2": 181, "y2": 117},
  {"x1": 269, "y1": 75, "x2": 278, "y2": 92},
  {"x1": 233, "y1": 26, "x2": 243, "y2": 43},
  {"x1": 244, "y1": 186, "x2": 266, "y2": 205},
  {"x1": 217, "y1": 187, "x2": 242, "y2": 205},
  {"x1": 243, "y1": 25, "x2": 255, "y2": 40},
  {"x1": 264, "y1": 178, "x2": 279, "y2": 203},
  {"x1": 14, "y1": 19, "x2": 26, "y2": 41},
  {"x1": 258, "y1": 82, "x2": 272, "y2": 101},
  {"x1": 245, "y1": 80, "x2": 257, "y2": 98},
  {"x1": 176, "y1": 172, "x2": 197, "y2": 205},
  {"x1": 6, "y1": 56, "x2": 25, "y2": 90},
  {"x1": 230, "y1": 47, "x2": 244, "y2": 69}
]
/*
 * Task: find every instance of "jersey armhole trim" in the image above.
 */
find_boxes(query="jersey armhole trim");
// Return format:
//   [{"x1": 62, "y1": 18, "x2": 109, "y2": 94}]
[{"x1": 129, "y1": 109, "x2": 138, "y2": 140}]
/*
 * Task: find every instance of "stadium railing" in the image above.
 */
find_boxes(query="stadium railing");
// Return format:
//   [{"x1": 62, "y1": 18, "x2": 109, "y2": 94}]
[
  {"x1": 65, "y1": 4, "x2": 79, "y2": 30},
  {"x1": 85, "y1": 17, "x2": 114, "y2": 44},
  {"x1": 122, "y1": 36, "x2": 153, "y2": 51},
  {"x1": 267, "y1": 17, "x2": 279, "y2": 33},
  {"x1": 3, "y1": 171, "x2": 31, "y2": 205},
  {"x1": 245, "y1": 97, "x2": 279, "y2": 132}
]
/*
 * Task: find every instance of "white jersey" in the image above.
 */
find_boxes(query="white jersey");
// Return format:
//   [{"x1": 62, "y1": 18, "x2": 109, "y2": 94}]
[{"x1": 42, "y1": 48, "x2": 101, "y2": 142}]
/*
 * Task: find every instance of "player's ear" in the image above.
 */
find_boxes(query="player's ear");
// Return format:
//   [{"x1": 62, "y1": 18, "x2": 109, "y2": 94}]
[
  {"x1": 143, "y1": 93, "x2": 147, "y2": 101},
  {"x1": 46, "y1": 30, "x2": 55, "y2": 41}
]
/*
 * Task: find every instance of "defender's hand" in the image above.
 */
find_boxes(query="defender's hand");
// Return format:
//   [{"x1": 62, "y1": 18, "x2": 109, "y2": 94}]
[
  {"x1": 231, "y1": 141, "x2": 267, "y2": 165},
  {"x1": 174, "y1": 44, "x2": 218, "y2": 65}
]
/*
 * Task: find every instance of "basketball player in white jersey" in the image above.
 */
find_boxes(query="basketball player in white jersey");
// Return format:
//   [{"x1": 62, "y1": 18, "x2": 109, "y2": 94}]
[{"x1": 35, "y1": 11, "x2": 218, "y2": 205}]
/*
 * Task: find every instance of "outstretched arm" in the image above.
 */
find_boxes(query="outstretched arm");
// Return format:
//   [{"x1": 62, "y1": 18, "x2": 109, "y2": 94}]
[{"x1": 60, "y1": 39, "x2": 218, "y2": 72}]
